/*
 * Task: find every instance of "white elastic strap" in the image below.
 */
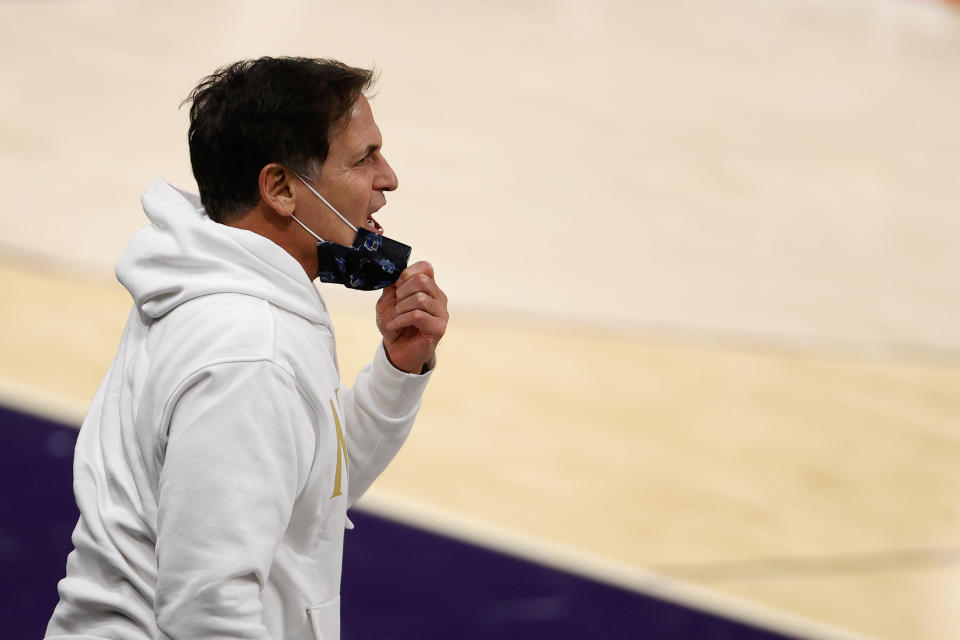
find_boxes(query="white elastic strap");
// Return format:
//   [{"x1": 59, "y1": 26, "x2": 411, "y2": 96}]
[
  {"x1": 295, "y1": 173, "x2": 358, "y2": 233},
  {"x1": 290, "y1": 214, "x2": 325, "y2": 242}
]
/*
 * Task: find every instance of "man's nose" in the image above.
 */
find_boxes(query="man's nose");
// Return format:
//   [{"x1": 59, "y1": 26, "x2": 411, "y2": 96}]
[{"x1": 376, "y1": 156, "x2": 398, "y2": 192}]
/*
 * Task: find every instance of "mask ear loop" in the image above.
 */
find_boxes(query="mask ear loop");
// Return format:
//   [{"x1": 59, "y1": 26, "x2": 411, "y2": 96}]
[
  {"x1": 295, "y1": 173, "x2": 359, "y2": 233},
  {"x1": 290, "y1": 214, "x2": 326, "y2": 242}
]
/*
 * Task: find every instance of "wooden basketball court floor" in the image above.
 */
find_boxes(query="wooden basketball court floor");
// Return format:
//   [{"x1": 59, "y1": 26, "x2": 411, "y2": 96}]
[{"x1": 2, "y1": 1, "x2": 959, "y2": 638}]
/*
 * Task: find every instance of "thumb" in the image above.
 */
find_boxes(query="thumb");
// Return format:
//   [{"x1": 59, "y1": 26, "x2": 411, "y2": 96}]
[
  {"x1": 376, "y1": 284, "x2": 398, "y2": 322},
  {"x1": 377, "y1": 283, "x2": 397, "y2": 306}
]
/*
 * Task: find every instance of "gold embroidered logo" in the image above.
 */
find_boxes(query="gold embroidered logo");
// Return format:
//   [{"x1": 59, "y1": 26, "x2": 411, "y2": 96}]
[{"x1": 329, "y1": 396, "x2": 349, "y2": 499}]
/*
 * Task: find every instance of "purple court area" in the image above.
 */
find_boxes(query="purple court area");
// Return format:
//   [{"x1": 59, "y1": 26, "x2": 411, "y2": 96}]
[{"x1": 1, "y1": 404, "x2": 799, "y2": 639}]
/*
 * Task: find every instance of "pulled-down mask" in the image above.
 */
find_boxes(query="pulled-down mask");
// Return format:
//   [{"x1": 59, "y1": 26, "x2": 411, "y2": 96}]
[{"x1": 291, "y1": 174, "x2": 411, "y2": 290}]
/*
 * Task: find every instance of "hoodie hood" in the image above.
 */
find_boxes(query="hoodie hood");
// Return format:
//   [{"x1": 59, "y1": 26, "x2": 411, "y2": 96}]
[{"x1": 116, "y1": 179, "x2": 329, "y2": 324}]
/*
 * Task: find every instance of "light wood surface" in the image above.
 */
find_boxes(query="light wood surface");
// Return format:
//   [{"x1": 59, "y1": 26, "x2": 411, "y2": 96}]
[
  {"x1": 2, "y1": 0, "x2": 959, "y2": 349},
  {"x1": 3, "y1": 257, "x2": 959, "y2": 639},
  {"x1": 699, "y1": 568, "x2": 960, "y2": 640},
  {"x1": 2, "y1": 1, "x2": 960, "y2": 638}
]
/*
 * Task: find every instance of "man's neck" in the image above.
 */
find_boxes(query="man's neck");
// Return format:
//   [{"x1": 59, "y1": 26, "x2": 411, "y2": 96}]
[{"x1": 226, "y1": 204, "x2": 317, "y2": 279}]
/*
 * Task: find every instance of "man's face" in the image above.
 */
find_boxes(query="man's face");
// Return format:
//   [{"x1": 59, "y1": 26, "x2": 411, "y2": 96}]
[{"x1": 297, "y1": 95, "x2": 398, "y2": 246}]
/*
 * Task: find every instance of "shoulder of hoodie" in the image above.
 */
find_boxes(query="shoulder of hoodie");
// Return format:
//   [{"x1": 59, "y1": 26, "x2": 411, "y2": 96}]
[{"x1": 147, "y1": 291, "x2": 338, "y2": 405}]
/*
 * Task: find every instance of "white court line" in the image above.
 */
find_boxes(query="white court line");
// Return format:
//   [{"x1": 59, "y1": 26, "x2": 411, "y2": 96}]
[
  {"x1": 0, "y1": 378, "x2": 878, "y2": 639},
  {"x1": 0, "y1": 377, "x2": 86, "y2": 427},
  {"x1": 355, "y1": 490, "x2": 881, "y2": 640}
]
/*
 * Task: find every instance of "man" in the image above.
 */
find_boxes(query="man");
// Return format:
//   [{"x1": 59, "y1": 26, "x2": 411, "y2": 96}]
[{"x1": 45, "y1": 57, "x2": 447, "y2": 639}]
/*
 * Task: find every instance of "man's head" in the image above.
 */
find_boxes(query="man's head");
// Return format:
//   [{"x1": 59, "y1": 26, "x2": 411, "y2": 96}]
[{"x1": 185, "y1": 56, "x2": 379, "y2": 225}]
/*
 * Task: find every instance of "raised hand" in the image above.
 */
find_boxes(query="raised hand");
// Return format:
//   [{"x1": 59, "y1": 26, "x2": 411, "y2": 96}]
[{"x1": 376, "y1": 261, "x2": 449, "y2": 374}]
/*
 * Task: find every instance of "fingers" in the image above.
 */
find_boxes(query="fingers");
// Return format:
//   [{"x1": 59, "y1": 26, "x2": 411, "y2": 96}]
[
  {"x1": 395, "y1": 260, "x2": 434, "y2": 286},
  {"x1": 384, "y1": 261, "x2": 449, "y2": 334},
  {"x1": 385, "y1": 295, "x2": 448, "y2": 333},
  {"x1": 394, "y1": 261, "x2": 446, "y2": 306},
  {"x1": 393, "y1": 291, "x2": 442, "y2": 317},
  {"x1": 386, "y1": 308, "x2": 447, "y2": 338}
]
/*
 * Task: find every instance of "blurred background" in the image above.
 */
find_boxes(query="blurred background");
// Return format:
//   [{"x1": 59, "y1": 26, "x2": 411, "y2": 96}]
[{"x1": 1, "y1": 0, "x2": 959, "y2": 638}]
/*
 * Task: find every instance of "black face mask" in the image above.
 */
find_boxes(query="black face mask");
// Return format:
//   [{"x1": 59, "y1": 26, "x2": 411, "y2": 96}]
[
  {"x1": 292, "y1": 175, "x2": 411, "y2": 291},
  {"x1": 314, "y1": 228, "x2": 411, "y2": 290}
]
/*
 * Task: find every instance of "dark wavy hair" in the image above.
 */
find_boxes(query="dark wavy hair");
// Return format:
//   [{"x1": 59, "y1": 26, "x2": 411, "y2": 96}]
[{"x1": 184, "y1": 57, "x2": 374, "y2": 223}]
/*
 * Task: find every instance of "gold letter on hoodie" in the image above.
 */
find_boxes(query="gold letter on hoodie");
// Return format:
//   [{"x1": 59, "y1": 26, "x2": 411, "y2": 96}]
[{"x1": 329, "y1": 399, "x2": 349, "y2": 498}]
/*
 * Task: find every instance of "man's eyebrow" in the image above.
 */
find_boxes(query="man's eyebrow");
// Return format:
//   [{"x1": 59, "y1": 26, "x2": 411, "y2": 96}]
[{"x1": 359, "y1": 143, "x2": 380, "y2": 158}]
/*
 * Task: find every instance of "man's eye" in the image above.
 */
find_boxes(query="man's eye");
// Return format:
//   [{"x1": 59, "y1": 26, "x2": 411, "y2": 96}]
[{"x1": 355, "y1": 156, "x2": 369, "y2": 167}]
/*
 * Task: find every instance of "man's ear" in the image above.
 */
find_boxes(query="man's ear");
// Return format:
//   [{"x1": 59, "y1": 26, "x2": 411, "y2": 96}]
[{"x1": 258, "y1": 163, "x2": 296, "y2": 217}]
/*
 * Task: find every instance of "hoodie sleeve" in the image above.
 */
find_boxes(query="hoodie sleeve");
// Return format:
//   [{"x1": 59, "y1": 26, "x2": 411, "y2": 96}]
[
  {"x1": 341, "y1": 342, "x2": 433, "y2": 506},
  {"x1": 154, "y1": 360, "x2": 315, "y2": 640}
]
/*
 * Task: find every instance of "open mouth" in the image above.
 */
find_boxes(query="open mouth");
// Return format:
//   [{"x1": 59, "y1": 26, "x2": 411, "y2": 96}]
[{"x1": 366, "y1": 215, "x2": 384, "y2": 235}]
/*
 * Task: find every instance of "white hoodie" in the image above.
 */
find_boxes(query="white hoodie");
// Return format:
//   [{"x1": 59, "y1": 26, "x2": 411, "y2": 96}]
[{"x1": 45, "y1": 179, "x2": 431, "y2": 640}]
